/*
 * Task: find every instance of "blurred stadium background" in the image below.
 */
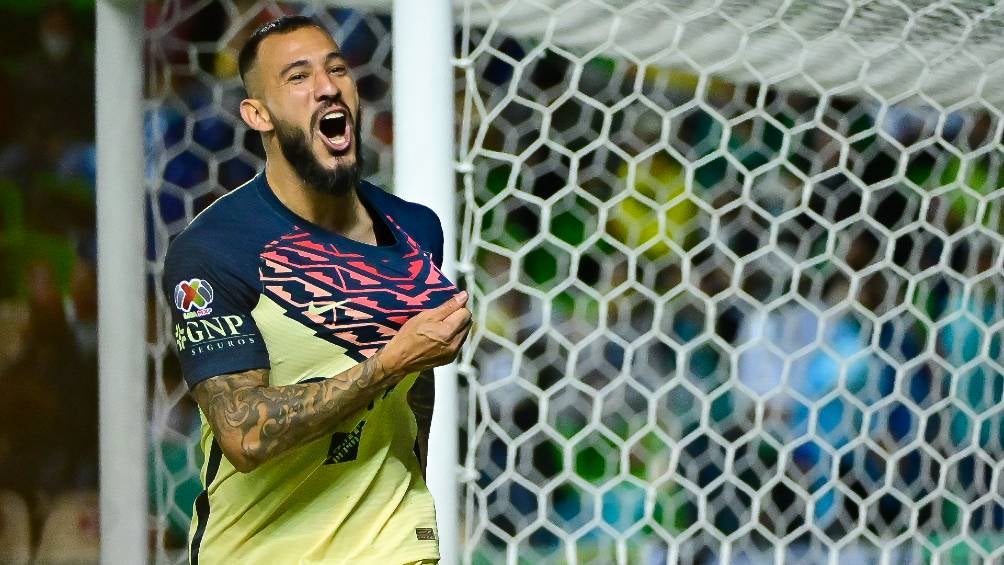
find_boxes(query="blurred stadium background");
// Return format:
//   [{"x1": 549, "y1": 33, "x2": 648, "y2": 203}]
[{"x1": 2, "y1": 0, "x2": 1004, "y2": 563}]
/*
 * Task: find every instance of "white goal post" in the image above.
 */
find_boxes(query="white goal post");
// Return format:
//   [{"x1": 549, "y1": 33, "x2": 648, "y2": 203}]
[
  {"x1": 96, "y1": 2, "x2": 147, "y2": 564},
  {"x1": 99, "y1": 1, "x2": 1004, "y2": 563}
]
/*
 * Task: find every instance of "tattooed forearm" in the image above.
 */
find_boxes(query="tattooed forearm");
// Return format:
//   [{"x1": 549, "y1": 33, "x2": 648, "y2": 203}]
[{"x1": 192, "y1": 353, "x2": 392, "y2": 472}]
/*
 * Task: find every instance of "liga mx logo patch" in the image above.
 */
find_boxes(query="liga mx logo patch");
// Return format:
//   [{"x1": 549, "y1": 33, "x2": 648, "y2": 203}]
[{"x1": 174, "y1": 278, "x2": 214, "y2": 319}]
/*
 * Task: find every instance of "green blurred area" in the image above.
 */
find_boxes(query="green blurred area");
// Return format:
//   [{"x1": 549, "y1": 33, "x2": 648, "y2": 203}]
[
  {"x1": 0, "y1": 0, "x2": 92, "y2": 12},
  {"x1": 0, "y1": 175, "x2": 91, "y2": 299}
]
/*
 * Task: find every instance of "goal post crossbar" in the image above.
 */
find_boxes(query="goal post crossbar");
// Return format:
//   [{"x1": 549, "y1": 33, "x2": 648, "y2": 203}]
[{"x1": 339, "y1": 0, "x2": 1004, "y2": 110}]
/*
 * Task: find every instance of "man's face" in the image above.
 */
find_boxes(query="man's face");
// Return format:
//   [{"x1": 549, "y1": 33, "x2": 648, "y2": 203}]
[{"x1": 250, "y1": 26, "x2": 361, "y2": 194}]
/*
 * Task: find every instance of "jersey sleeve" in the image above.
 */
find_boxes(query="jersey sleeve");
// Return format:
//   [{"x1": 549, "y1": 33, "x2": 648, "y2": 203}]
[
  {"x1": 162, "y1": 234, "x2": 270, "y2": 389},
  {"x1": 413, "y1": 205, "x2": 445, "y2": 269}
]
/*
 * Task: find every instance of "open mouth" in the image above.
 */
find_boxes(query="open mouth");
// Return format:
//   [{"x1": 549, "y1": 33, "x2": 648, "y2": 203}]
[{"x1": 318, "y1": 109, "x2": 351, "y2": 153}]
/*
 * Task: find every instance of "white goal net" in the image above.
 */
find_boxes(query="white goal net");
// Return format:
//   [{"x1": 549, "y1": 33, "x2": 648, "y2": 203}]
[{"x1": 147, "y1": 1, "x2": 1004, "y2": 563}]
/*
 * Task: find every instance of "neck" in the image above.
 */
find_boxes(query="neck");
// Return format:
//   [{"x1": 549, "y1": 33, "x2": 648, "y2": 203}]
[{"x1": 263, "y1": 152, "x2": 372, "y2": 242}]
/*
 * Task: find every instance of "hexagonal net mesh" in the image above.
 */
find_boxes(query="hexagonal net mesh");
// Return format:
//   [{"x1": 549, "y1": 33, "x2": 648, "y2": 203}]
[{"x1": 457, "y1": 1, "x2": 1004, "y2": 563}]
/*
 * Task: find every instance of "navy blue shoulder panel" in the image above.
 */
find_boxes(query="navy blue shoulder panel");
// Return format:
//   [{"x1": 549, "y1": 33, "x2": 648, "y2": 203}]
[
  {"x1": 166, "y1": 177, "x2": 278, "y2": 289},
  {"x1": 161, "y1": 176, "x2": 282, "y2": 388},
  {"x1": 358, "y1": 180, "x2": 446, "y2": 268}
]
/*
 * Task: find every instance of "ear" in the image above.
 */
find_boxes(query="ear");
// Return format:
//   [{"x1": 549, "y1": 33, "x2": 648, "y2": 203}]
[{"x1": 240, "y1": 98, "x2": 273, "y2": 133}]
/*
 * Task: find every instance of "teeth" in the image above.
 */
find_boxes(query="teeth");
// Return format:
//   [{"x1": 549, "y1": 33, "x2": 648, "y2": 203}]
[{"x1": 319, "y1": 109, "x2": 349, "y2": 147}]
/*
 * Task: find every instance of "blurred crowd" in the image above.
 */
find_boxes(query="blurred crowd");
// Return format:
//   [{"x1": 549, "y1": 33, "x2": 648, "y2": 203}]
[{"x1": 0, "y1": 4, "x2": 100, "y2": 560}]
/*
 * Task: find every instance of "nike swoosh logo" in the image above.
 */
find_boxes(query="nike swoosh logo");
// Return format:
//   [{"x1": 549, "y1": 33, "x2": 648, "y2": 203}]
[{"x1": 306, "y1": 299, "x2": 349, "y2": 316}]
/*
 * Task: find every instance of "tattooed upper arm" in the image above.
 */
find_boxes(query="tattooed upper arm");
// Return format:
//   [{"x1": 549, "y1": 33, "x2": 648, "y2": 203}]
[
  {"x1": 191, "y1": 369, "x2": 269, "y2": 406},
  {"x1": 190, "y1": 368, "x2": 270, "y2": 472},
  {"x1": 187, "y1": 355, "x2": 392, "y2": 473}
]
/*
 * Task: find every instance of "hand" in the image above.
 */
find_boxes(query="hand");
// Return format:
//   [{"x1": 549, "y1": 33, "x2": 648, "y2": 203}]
[{"x1": 377, "y1": 291, "x2": 472, "y2": 380}]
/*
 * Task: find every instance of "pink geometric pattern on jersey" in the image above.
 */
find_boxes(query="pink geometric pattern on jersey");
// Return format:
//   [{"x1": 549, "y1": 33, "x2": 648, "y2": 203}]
[{"x1": 259, "y1": 219, "x2": 457, "y2": 361}]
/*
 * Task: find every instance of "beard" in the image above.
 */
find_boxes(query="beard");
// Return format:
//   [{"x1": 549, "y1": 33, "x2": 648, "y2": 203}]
[{"x1": 273, "y1": 107, "x2": 363, "y2": 197}]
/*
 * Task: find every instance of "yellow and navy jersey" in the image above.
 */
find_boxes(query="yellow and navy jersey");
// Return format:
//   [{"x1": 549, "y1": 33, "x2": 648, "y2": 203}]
[{"x1": 161, "y1": 172, "x2": 456, "y2": 564}]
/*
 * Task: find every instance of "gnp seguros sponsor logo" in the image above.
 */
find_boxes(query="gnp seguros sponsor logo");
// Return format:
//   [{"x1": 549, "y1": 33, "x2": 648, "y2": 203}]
[{"x1": 174, "y1": 315, "x2": 256, "y2": 355}]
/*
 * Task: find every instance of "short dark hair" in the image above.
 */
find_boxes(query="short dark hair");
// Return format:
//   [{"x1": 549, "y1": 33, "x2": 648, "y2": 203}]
[{"x1": 237, "y1": 15, "x2": 328, "y2": 85}]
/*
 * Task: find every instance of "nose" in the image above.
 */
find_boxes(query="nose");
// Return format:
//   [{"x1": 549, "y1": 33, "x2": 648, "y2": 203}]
[{"x1": 314, "y1": 69, "x2": 340, "y2": 101}]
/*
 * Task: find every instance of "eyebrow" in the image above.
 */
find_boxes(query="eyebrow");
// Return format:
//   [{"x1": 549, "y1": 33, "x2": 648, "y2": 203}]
[{"x1": 278, "y1": 51, "x2": 344, "y2": 78}]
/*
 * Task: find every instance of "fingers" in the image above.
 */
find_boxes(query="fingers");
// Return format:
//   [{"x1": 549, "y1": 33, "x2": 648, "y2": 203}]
[
  {"x1": 456, "y1": 319, "x2": 473, "y2": 345},
  {"x1": 447, "y1": 315, "x2": 473, "y2": 343},
  {"x1": 448, "y1": 320, "x2": 473, "y2": 357},
  {"x1": 424, "y1": 291, "x2": 468, "y2": 321},
  {"x1": 443, "y1": 305, "x2": 472, "y2": 336}
]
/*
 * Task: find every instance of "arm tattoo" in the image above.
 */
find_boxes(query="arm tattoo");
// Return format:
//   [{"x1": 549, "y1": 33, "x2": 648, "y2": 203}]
[{"x1": 192, "y1": 353, "x2": 390, "y2": 470}]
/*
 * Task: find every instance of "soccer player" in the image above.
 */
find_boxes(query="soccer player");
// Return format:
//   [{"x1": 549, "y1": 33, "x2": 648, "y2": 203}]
[{"x1": 161, "y1": 16, "x2": 470, "y2": 565}]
